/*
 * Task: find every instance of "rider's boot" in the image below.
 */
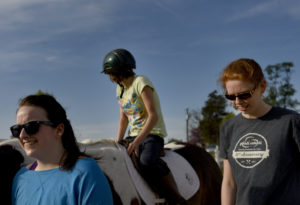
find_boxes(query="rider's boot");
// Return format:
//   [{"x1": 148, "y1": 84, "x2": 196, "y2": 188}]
[{"x1": 155, "y1": 172, "x2": 187, "y2": 205}]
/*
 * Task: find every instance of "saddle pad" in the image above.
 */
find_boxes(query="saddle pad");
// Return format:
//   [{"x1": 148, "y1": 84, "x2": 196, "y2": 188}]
[
  {"x1": 117, "y1": 143, "x2": 157, "y2": 205},
  {"x1": 161, "y1": 150, "x2": 200, "y2": 200}
]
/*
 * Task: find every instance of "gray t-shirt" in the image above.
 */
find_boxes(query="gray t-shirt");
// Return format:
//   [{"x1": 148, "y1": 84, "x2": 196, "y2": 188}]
[{"x1": 220, "y1": 107, "x2": 300, "y2": 205}]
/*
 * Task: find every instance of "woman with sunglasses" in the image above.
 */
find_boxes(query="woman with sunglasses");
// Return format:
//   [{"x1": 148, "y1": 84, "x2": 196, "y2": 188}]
[
  {"x1": 102, "y1": 48, "x2": 186, "y2": 204},
  {"x1": 219, "y1": 58, "x2": 300, "y2": 205},
  {"x1": 10, "y1": 94, "x2": 113, "y2": 205}
]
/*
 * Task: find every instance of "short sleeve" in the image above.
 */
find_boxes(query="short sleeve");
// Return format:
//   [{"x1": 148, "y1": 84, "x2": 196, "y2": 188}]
[
  {"x1": 77, "y1": 159, "x2": 113, "y2": 205},
  {"x1": 116, "y1": 84, "x2": 122, "y2": 98},
  {"x1": 136, "y1": 76, "x2": 154, "y2": 95},
  {"x1": 219, "y1": 122, "x2": 229, "y2": 159}
]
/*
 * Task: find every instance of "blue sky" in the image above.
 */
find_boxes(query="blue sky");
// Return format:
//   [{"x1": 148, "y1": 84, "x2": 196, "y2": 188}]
[{"x1": 1, "y1": 0, "x2": 300, "y2": 142}]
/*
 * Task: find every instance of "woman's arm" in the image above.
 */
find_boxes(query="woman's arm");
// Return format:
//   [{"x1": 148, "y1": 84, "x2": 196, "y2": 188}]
[
  {"x1": 127, "y1": 86, "x2": 158, "y2": 155},
  {"x1": 116, "y1": 107, "x2": 128, "y2": 142},
  {"x1": 221, "y1": 159, "x2": 237, "y2": 205}
]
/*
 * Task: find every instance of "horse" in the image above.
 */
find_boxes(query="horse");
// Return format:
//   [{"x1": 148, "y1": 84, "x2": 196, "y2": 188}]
[
  {"x1": 0, "y1": 144, "x2": 24, "y2": 205},
  {"x1": 0, "y1": 138, "x2": 222, "y2": 205}
]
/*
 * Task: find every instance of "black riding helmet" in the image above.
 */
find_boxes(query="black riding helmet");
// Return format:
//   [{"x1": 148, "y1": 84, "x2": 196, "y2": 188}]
[{"x1": 102, "y1": 48, "x2": 136, "y2": 75}]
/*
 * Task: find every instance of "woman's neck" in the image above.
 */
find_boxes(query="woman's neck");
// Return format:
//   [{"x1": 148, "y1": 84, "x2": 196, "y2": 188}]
[
  {"x1": 121, "y1": 76, "x2": 134, "y2": 89},
  {"x1": 242, "y1": 101, "x2": 272, "y2": 119},
  {"x1": 35, "y1": 145, "x2": 65, "y2": 171}
]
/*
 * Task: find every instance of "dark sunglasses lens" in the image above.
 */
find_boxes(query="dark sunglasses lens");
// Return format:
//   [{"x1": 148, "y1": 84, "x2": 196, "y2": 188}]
[
  {"x1": 24, "y1": 122, "x2": 40, "y2": 135},
  {"x1": 238, "y1": 92, "x2": 252, "y2": 100},
  {"x1": 10, "y1": 122, "x2": 40, "y2": 138},
  {"x1": 10, "y1": 125, "x2": 22, "y2": 138},
  {"x1": 225, "y1": 95, "x2": 236, "y2": 100},
  {"x1": 225, "y1": 92, "x2": 252, "y2": 100}
]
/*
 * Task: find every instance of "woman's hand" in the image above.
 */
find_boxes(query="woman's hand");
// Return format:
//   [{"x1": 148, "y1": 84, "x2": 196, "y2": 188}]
[
  {"x1": 126, "y1": 86, "x2": 158, "y2": 157},
  {"x1": 127, "y1": 140, "x2": 140, "y2": 156}
]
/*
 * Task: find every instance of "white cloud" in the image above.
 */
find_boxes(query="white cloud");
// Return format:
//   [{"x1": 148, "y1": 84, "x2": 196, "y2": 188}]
[
  {"x1": 153, "y1": 0, "x2": 179, "y2": 16},
  {"x1": 0, "y1": 0, "x2": 44, "y2": 10},
  {"x1": 0, "y1": 51, "x2": 60, "y2": 72},
  {"x1": 0, "y1": 0, "x2": 127, "y2": 73},
  {"x1": 0, "y1": 51, "x2": 36, "y2": 72},
  {"x1": 228, "y1": 1, "x2": 280, "y2": 22},
  {"x1": 286, "y1": 1, "x2": 300, "y2": 20},
  {"x1": 0, "y1": 0, "x2": 122, "y2": 37},
  {"x1": 228, "y1": 0, "x2": 300, "y2": 22},
  {"x1": 0, "y1": 0, "x2": 59, "y2": 30},
  {"x1": 45, "y1": 56, "x2": 59, "y2": 62}
]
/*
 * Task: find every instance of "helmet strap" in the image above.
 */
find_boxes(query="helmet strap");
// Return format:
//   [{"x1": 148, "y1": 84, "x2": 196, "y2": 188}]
[{"x1": 118, "y1": 83, "x2": 124, "y2": 99}]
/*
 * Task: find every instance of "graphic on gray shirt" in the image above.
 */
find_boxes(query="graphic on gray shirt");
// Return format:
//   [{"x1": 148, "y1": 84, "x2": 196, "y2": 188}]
[{"x1": 232, "y1": 132, "x2": 270, "y2": 168}]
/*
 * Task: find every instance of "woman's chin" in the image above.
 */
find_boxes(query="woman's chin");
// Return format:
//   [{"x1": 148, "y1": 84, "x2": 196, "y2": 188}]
[
  {"x1": 238, "y1": 105, "x2": 249, "y2": 112},
  {"x1": 23, "y1": 146, "x2": 37, "y2": 157}
]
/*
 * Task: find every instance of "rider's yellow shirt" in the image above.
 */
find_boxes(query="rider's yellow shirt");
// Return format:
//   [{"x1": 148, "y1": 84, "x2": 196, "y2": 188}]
[{"x1": 116, "y1": 75, "x2": 167, "y2": 138}]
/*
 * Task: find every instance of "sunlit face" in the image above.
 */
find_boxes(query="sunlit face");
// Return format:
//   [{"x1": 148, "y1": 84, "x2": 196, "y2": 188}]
[
  {"x1": 225, "y1": 80, "x2": 263, "y2": 116},
  {"x1": 16, "y1": 106, "x2": 59, "y2": 159}
]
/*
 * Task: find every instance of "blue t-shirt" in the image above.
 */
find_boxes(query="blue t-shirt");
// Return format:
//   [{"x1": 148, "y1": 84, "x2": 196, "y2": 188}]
[{"x1": 12, "y1": 158, "x2": 113, "y2": 205}]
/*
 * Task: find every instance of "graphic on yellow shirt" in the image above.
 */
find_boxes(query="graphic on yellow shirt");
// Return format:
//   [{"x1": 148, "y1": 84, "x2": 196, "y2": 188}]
[
  {"x1": 119, "y1": 92, "x2": 147, "y2": 135},
  {"x1": 116, "y1": 75, "x2": 167, "y2": 138}
]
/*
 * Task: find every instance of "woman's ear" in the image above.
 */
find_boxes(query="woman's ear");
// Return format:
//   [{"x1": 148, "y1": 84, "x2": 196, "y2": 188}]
[
  {"x1": 259, "y1": 79, "x2": 267, "y2": 94},
  {"x1": 56, "y1": 123, "x2": 64, "y2": 138}
]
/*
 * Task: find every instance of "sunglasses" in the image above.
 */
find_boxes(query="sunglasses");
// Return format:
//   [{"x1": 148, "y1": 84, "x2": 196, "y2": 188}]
[
  {"x1": 225, "y1": 86, "x2": 256, "y2": 101},
  {"x1": 10, "y1": 121, "x2": 55, "y2": 138}
]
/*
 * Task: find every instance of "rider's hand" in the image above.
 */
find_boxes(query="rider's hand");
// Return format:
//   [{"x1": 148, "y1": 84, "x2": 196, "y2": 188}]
[{"x1": 127, "y1": 141, "x2": 140, "y2": 156}]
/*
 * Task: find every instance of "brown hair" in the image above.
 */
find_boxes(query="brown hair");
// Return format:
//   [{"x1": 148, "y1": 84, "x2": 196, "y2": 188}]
[
  {"x1": 219, "y1": 58, "x2": 264, "y2": 89},
  {"x1": 18, "y1": 94, "x2": 87, "y2": 170}
]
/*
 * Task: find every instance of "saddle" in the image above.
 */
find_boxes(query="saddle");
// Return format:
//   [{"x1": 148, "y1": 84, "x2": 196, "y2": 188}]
[
  {"x1": 117, "y1": 139, "x2": 200, "y2": 204},
  {"x1": 118, "y1": 139, "x2": 165, "y2": 175}
]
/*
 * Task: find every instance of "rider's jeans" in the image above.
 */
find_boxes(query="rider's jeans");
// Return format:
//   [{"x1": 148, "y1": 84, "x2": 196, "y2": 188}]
[{"x1": 126, "y1": 134, "x2": 169, "y2": 179}]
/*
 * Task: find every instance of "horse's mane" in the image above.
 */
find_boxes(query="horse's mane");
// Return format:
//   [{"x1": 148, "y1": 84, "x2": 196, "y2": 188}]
[{"x1": 79, "y1": 138, "x2": 116, "y2": 147}]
